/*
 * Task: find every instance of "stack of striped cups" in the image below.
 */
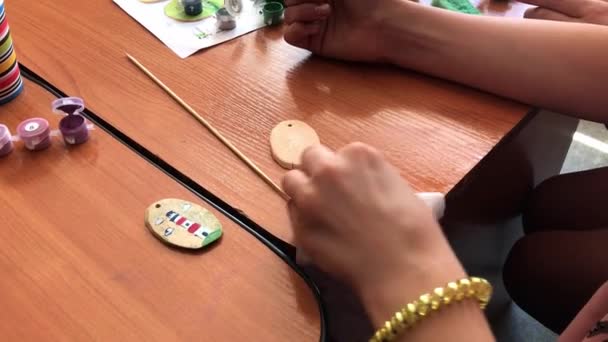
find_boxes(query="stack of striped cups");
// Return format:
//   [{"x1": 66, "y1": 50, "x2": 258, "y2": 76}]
[{"x1": 0, "y1": 0, "x2": 23, "y2": 105}]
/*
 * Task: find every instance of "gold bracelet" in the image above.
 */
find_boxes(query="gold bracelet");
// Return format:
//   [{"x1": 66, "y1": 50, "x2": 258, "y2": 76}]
[{"x1": 369, "y1": 277, "x2": 492, "y2": 342}]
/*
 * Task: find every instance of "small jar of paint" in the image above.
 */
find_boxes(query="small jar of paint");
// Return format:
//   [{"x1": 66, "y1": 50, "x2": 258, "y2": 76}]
[
  {"x1": 216, "y1": 8, "x2": 236, "y2": 31},
  {"x1": 52, "y1": 97, "x2": 90, "y2": 145},
  {"x1": 263, "y1": 2, "x2": 284, "y2": 26},
  {"x1": 59, "y1": 114, "x2": 89, "y2": 145},
  {"x1": 17, "y1": 118, "x2": 51, "y2": 151},
  {"x1": 0, "y1": 124, "x2": 14, "y2": 157},
  {"x1": 180, "y1": 0, "x2": 203, "y2": 16}
]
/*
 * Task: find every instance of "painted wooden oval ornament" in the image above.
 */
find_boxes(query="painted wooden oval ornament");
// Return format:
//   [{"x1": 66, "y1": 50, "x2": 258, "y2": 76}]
[
  {"x1": 145, "y1": 198, "x2": 223, "y2": 249},
  {"x1": 270, "y1": 120, "x2": 320, "y2": 170}
]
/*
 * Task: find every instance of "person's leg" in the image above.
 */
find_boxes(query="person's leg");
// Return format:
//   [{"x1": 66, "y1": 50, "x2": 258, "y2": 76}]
[
  {"x1": 503, "y1": 229, "x2": 608, "y2": 333},
  {"x1": 523, "y1": 167, "x2": 608, "y2": 233}
]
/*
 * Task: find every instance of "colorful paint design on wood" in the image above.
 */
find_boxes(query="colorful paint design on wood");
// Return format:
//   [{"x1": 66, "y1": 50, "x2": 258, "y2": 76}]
[{"x1": 145, "y1": 198, "x2": 223, "y2": 249}]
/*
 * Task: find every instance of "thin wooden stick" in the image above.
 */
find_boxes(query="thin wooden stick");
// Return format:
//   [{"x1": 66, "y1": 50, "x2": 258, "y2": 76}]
[{"x1": 126, "y1": 53, "x2": 289, "y2": 201}]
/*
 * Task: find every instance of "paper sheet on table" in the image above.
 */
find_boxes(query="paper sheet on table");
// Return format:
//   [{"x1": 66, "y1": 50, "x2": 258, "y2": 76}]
[{"x1": 113, "y1": 0, "x2": 267, "y2": 58}]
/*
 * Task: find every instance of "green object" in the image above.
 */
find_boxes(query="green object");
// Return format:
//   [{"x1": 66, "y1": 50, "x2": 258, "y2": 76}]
[
  {"x1": 202, "y1": 229, "x2": 223, "y2": 247},
  {"x1": 164, "y1": 0, "x2": 223, "y2": 21},
  {"x1": 263, "y1": 2, "x2": 284, "y2": 26},
  {"x1": 0, "y1": 36, "x2": 13, "y2": 56},
  {"x1": 432, "y1": 0, "x2": 481, "y2": 15}
]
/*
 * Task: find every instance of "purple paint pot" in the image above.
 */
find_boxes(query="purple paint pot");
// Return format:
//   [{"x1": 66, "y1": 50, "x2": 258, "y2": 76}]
[
  {"x1": 59, "y1": 114, "x2": 89, "y2": 145},
  {"x1": 17, "y1": 118, "x2": 51, "y2": 151},
  {"x1": 52, "y1": 97, "x2": 90, "y2": 145},
  {"x1": 0, "y1": 124, "x2": 14, "y2": 157}
]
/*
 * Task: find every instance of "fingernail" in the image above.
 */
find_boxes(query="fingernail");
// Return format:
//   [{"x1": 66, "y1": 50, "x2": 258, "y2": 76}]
[{"x1": 315, "y1": 4, "x2": 331, "y2": 17}]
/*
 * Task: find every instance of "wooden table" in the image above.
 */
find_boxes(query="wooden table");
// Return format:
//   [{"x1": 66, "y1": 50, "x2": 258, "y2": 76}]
[
  {"x1": 7, "y1": 0, "x2": 532, "y2": 243},
  {"x1": 2, "y1": 2, "x2": 581, "y2": 341},
  {"x1": 0, "y1": 79, "x2": 320, "y2": 341}
]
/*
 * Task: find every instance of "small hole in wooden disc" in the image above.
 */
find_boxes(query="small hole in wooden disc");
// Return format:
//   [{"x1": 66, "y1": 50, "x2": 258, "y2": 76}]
[
  {"x1": 270, "y1": 120, "x2": 320, "y2": 170},
  {"x1": 155, "y1": 204, "x2": 161, "y2": 208}
]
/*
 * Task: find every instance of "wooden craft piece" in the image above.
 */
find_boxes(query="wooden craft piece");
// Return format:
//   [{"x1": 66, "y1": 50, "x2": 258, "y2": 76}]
[
  {"x1": 145, "y1": 198, "x2": 223, "y2": 249},
  {"x1": 164, "y1": 0, "x2": 222, "y2": 22},
  {"x1": 270, "y1": 120, "x2": 320, "y2": 170}
]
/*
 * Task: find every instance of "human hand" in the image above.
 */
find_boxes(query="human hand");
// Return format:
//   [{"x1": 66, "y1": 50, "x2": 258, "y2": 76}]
[
  {"x1": 283, "y1": 0, "x2": 404, "y2": 62},
  {"x1": 522, "y1": 0, "x2": 608, "y2": 25},
  {"x1": 282, "y1": 143, "x2": 465, "y2": 312}
]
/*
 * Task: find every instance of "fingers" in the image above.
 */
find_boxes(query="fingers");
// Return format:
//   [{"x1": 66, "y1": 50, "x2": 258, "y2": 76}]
[
  {"x1": 287, "y1": 200, "x2": 304, "y2": 233},
  {"x1": 285, "y1": 174, "x2": 326, "y2": 256},
  {"x1": 524, "y1": 7, "x2": 580, "y2": 21},
  {"x1": 338, "y1": 142, "x2": 383, "y2": 167},
  {"x1": 283, "y1": 1, "x2": 329, "y2": 51},
  {"x1": 282, "y1": 169, "x2": 309, "y2": 199},
  {"x1": 518, "y1": 0, "x2": 589, "y2": 17},
  {"x1": 285, "y1": 3, "x2": 331, "y2": 24},
  {"x1": 284, "y1": 22, "x2": 321, "y2": 48},
  {"x1": 300, "y1": 144, "x2": 336, "y2": 176}
]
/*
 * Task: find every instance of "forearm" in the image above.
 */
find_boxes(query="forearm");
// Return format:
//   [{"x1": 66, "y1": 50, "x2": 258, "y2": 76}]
[
  {"x1": 360, "y1": 235, "x2": 495, "y2": 342},
  {"x1": 380, "y1": 3, "x2": 608, "y2": 122}
]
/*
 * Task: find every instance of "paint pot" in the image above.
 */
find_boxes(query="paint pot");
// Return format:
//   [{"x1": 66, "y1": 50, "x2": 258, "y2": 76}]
[
  {"x1": 263, "y1": 2, "x2": 284, "y2": 26},
  {"x1": 181, "y1": 0, "x2": 203, "y2": 16},
  {"x1": 17, "y1": 118, "x2": 51, "y2": 151},
  {"x1": 0, "y1": 123, "x2": 13, "y2": 157},
  {"x1": 52, "y1": 97, "x2": 90, "y2": 145},
  {"x1": 216, "y1": 8, "x2": 236, "y2": 30},
  {"x1": 59, "y1": 114, "x2": 89, "y2": 145}
]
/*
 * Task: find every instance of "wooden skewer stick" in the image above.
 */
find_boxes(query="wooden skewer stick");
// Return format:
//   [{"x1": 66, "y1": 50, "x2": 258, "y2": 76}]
[{"x1": 126, "y1": 53, "x2": 289, "y2": 201}]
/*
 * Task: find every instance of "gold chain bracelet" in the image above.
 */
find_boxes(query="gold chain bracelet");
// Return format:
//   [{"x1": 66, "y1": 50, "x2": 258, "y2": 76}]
[{"x1": 369, "y1": 277, "x2": 492, "y2": 342}]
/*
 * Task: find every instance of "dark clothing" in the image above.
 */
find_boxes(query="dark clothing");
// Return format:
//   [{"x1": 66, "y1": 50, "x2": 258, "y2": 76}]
[{"x1": 503, "y1": 168, "x2": 608, "y2": 333}]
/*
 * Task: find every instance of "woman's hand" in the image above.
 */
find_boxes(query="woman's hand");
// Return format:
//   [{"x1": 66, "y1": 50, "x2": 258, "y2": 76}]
[
  {"x1": 282, "y1": 143, "x2": 465, "y2": 322},
  {"x1": 283, "y1": 0, "x2": 402, "y2": 62}
]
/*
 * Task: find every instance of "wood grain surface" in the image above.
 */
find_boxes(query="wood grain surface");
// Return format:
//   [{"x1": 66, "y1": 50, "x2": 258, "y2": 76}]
[
  {"x1": 0, "y1": 79, "x2": 320, "y2": 341},
  {"x1": 6, "y1": 0, "x2": 529, "y2": 242}
]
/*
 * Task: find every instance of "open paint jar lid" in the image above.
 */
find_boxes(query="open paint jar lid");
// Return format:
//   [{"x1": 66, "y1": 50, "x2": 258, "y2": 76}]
[
  {"x1": 224, "y1": 0, "x2": 243, "y2": 16},
  {"x1": 17, "y1": 118, "x2": 51, "y2": 151},
  {"x1": 52, "y1": 97, "x2": 85, "y2": 115}
]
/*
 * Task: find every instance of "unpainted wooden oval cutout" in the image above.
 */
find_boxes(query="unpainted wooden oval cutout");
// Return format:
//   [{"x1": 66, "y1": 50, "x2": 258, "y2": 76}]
[
  {"x1": 270, "y1": 120, "x2": 320, "y2": 170},
  {"x1": 145, "y1": 198, "x2": 223, "y2": 249}
]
